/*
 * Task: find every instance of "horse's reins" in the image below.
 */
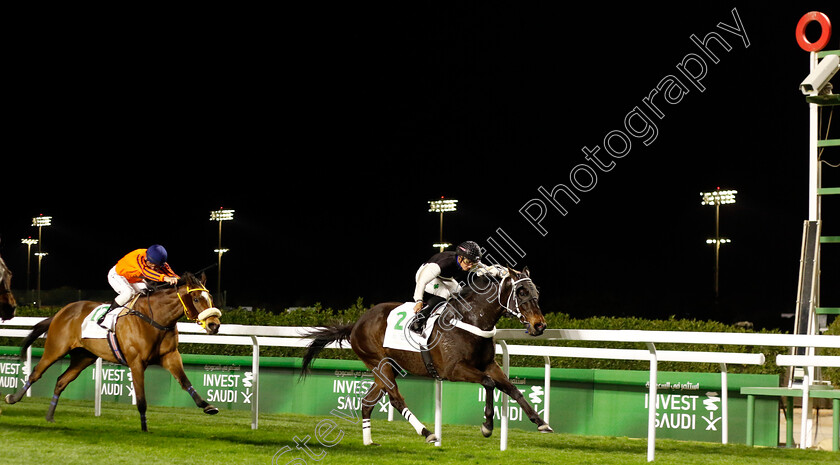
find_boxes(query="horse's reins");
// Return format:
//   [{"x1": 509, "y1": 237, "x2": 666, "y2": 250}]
[
  {"x1": 129, "y1": 284, "x2": 219, "y2": 331},
  {"x1": 127, "y1": 307, "x2": 175, "y2": 331},
  {"x1": 439, "y1": 273, "x2": 536, "y2": 338}
]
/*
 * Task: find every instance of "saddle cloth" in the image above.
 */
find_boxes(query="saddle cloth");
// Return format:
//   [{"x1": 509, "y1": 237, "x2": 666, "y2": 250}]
[
  {"x1": 382, "y1": 302, "x2": 441, "y2": 353},
  {"x1": 81, "y1": 304, "x2": 123, "y2": 339},
  {"x1": 81, "y1": 304, "x2": 131, "y2": 365}
]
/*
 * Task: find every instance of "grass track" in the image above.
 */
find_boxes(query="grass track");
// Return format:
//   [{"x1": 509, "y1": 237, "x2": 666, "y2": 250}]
[{"x1": 0, "y1": 398, "x2": 830, "y2": 465}]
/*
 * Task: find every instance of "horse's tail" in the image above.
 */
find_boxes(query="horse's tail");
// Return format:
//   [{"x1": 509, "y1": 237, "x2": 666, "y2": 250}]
[
  {"x1": 21, "y1": 316, "x2": 53, "y2": 356},
  {"x1": 299, "y1": 323, "x2": 355, "y2": 379}
]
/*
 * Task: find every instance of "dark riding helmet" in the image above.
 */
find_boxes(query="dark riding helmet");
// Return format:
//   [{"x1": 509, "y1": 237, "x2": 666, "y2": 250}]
[
  {"x1": 456, "y1": 241, "x2": 482, "y2": 262},
  {"x1": 146, "y1": 245, "x2": 168, "y2": 266}
]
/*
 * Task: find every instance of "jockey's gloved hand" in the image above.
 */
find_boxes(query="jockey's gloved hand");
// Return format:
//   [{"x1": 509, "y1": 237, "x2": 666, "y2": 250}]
[{"x1": 473, "y1": 264, "x2": 508, "y2": 278}]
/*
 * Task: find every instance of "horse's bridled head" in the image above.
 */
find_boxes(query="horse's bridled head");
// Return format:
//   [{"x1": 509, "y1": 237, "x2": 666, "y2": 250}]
[
  {"x1": 514, "y1": 267, "x2": 546, "y2": 337},
  {"x1": 178, "y1": 274, "x2": 222, "y2": 335},
  {"x1": 0, "y1": 259, "x2": 16, "y2": 321}
]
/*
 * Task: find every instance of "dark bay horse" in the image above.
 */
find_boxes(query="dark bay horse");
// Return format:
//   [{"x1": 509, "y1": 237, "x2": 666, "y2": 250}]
[
  {"x1": 0, "y1": 249, "x2": 17, "y2": 321},
  {"x1": 4, "y1": 272, "x2": 222, "y2": 431},
  {"x1": 300, "y1": 267, "x2": 552, "y2": 445}
]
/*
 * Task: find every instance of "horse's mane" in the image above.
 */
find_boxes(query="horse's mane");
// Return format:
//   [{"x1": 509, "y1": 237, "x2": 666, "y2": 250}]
[
  {"x1": 456, "y1": 270, "x2": 509, "y2": 301},
  {"x1": 144, "y1": 272, "x2": 202, "y2": 293},
  {"x1": 178, "y1": 272, "x2": 202, "y2": 287}
]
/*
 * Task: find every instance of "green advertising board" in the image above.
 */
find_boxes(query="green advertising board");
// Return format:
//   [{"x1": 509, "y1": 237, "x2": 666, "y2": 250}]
[{"x1": 0, "y1": 348, "x2": 779, "y2": 446}]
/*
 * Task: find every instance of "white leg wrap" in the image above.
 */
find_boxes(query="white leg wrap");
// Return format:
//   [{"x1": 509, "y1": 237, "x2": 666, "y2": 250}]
[
  {"x1": 401, "y1": 408, "x2": 425, "y2": 435},
  {"x1": 362, "y1": 419, "x2": 372, "y2": 445}
]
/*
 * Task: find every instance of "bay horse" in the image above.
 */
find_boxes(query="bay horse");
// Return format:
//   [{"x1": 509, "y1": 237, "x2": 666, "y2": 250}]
[
  {"x1": 300, "y1": 266, "x2": 552, "y2": 445},
  {"x1": 0, "y1": 250, "x2": 17, "y2": 321},
  {"x1": 4, "y1": 272, "x2": 222, "y2": 431}
]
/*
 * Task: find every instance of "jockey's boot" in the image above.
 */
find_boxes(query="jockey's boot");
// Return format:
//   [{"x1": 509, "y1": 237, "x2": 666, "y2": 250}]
[
  {"x1": 410, "y1": 305, "x2": 433, "y2": 334},
  {"x1": 98, "y1": 300, "x2": 121, "y2": 327}
]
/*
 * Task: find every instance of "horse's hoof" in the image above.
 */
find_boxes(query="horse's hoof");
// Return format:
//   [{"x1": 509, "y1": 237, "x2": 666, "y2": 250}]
[
  {"x1": 538, "y1": 424, "x2": 553, "y2": 433},
  {"x1": 481, "y1": 424, "x2": 493, "y2": 437},
  {"x1": 45, "y1": 417, "x2": 55, "y2": 423},
  {"x1": 4, "y1": 394, "x2": 15, "y2": 405},
  {"x1": 425, "y1": 434, "x2": 438, "y2": 444},
  {"x1": 204, "y1": 406, "x2": 219, "y2": 415}
]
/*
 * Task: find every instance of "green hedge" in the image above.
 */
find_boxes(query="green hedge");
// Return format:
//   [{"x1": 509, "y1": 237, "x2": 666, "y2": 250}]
[
  {"x1": 823, "y1": 316, "x2": 840, "y2": 386},
  {"x1": 1, "y1": 300, "x2": 801, "y2": 381}
]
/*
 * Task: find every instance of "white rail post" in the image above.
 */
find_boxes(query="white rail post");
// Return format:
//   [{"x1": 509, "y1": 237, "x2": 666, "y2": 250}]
[
  {"x1": 500, "y1": 340, "x2": 510, "y2": 451},
  {"x1": 434, "y1": 379, "x2": 442, "y2": 446},
  {"x1": 720, "y1": 363, "x2": 728, "y2": 444},
  {"x1": 250, "y1": 335, "x2": 259, "y2": 430},
  {"x1": 800, "y1": 373, "x2": 810, "y2": 449},
  {"x1": 94, "y1": 358, "x2": 102, "y2": 417},
  {"x1": 25, "y1": 345, "x2": 32, "y2": 398},
  {"x1": 646, "y1": 342, "x2": 658, "y2": 462},
  {"x1": 543, "y1": 355, "x2": 551, "y2": 425}
]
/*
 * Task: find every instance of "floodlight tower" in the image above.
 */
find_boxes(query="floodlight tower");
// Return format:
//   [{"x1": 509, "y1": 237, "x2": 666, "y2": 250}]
[
  {"x1": 209, "y1": 208, "x2": 234, "y2": 306},
  {"x1": 20, "y1": 237, "x2": 38, "y2": 298},
  {"x1": 34, "y1": 252, "x2": 47, "y2": 308},
  {"x1": 428, "y1": 197, "x2": 458, "y2": 252},
  {"x1": 31, "y1": 215, "x2": 51, "y2": 308},
  {"x1": 700, "y1": 189, "x2": 737, "y2": 298}
]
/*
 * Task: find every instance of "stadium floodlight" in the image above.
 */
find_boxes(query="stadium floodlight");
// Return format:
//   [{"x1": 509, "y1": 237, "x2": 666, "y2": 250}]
[
  {"x1": 705, "y1": 238, "x2": 732, "y2": 244},
  {"x1": 31, "y1": 215, "x2": 52, "y2": 307},
  {"x1": 31, "y1": 215, "x2": 52, "y2": 227},
  {"x1": 700, "y1": 189, "x2": 737, "y2": 206},
  {"x1": 210, "y1": 209, "x2": 235, "y2": 222},
  {"x1": 428, "y1": 198, "x2": 458, "y2": 213},
  {"x1": 429, "y1": 197, "x2": 458, "y2": 252},
  {"x1": 210, "y1": 208, "x2": 235, "y2": 306},
  {"x1": 700, "y1": 188, "x2": 737, "y2": 298},
  {"x1": 20, "y1": 237, "x2": 38, "y2": 295},
  {"x1": 34, "y1": 252, "x2": 47, "y2": 308},
  {"x1": 31, "y1": 214, "x2": 51, "y2": 254}
]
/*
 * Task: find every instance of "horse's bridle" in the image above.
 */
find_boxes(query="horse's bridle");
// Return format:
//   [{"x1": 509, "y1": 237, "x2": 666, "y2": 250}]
[
  {"x1": 496, "y1": 274, "x2": 539, "y2": 323},
  {"x1": 176, "y1": 285, "x2": 221, "y2": 329}
]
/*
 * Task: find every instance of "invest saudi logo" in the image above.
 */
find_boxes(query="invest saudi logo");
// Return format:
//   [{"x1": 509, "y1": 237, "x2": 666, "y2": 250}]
[{"x1": 644, "y1": 389, "x2": 722, "y2": 431}]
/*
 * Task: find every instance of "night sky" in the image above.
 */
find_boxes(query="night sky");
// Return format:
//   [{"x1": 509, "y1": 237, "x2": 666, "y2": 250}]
[{"x1": 3, "y1": 3, "x2": 839, "y2": 331}]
